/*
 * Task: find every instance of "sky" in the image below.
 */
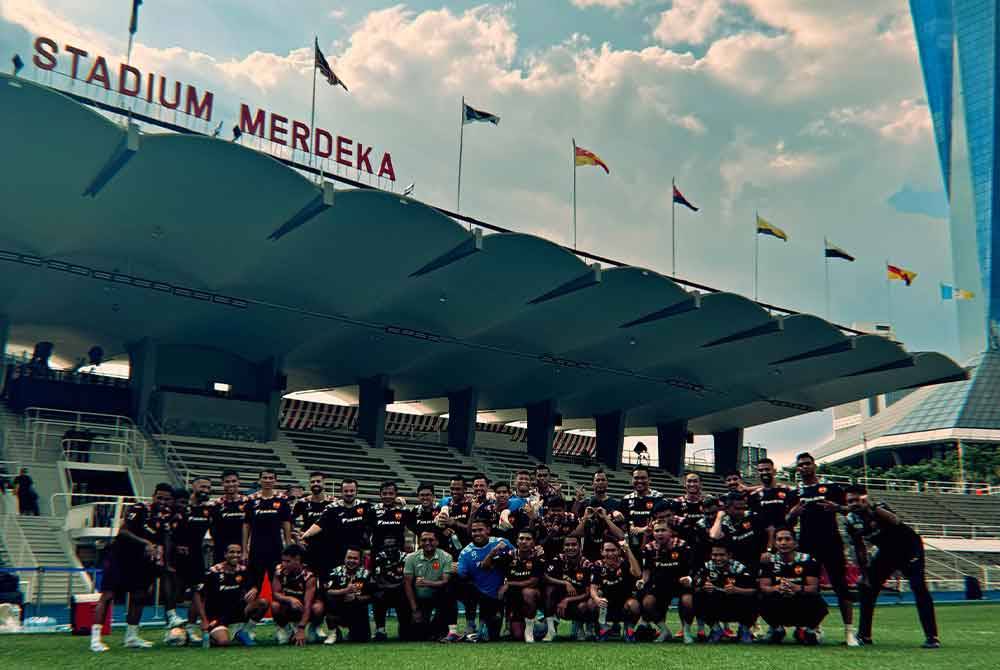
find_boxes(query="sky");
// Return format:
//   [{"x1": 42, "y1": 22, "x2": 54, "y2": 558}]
[{"x1": 0, "y1": 1, "x2": 960, "y2": 466}]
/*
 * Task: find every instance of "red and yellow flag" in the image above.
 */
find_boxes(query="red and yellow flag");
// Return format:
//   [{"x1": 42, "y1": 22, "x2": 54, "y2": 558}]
[
  {"x1": 887, "y1": 264, "x2": 917, "y2": 286},
  {"x1": 575, "y1": 145, "x2": 609, "y2": 174}
]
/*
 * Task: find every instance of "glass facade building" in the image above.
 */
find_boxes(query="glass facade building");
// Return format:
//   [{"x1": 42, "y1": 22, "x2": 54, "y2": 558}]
[{"x1": 911, "y1": 0, "x2": 999, "y2": 359}]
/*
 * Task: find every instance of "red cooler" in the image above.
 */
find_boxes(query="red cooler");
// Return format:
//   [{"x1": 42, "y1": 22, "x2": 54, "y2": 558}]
[{"x1": 71, "y1": 593, "x2": 111, "y2": 635}]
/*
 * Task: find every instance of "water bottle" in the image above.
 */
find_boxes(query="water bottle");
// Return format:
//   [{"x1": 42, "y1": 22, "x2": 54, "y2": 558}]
[{"x1": 23, "y1": 616, "x2": 59, "y2": 633}]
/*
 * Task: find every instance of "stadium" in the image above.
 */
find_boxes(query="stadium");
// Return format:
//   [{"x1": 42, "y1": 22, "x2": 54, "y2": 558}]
[{"x1": 1, "y1": 1, "x2": 999, "y2": 668}]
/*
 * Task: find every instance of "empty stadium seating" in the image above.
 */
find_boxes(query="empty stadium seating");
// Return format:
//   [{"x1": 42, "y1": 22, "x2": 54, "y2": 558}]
[
  {"x1": 280, "y1": 429, "x2": 400, "y2": 501},
  {"x1": 156, "y1": 435, "x2": 295, "y2": 498}
]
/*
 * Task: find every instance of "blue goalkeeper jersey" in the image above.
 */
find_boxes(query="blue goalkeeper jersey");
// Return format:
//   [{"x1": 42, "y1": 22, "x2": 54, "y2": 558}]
[{"x1": 457, "y1": 537, "x2": 513, "y2": 598}]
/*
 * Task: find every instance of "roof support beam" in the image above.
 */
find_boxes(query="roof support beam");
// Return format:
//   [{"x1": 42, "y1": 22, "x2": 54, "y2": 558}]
[
  {"x1": 844, "y1": 356, "x2": 915, "y2": 377},
  {"x1": 702, "y1": 317, "x2": 783, "y2": 348},
  {"x1": 528, "y1": 263, "x2": 602, "y2": 305},
  {"x1": 409, "y1": 228, "x2": 483, "y2": 277},
  {"x1": 619, "y1": 294, "x2": 701, "y2": 329},
  {"x1": 82, "y1": 122, "x2": 139, "y2": 197},
  {"x1": 768, "y1": 338, "x2": 855, "y2": 365},
  {"x1": 267, "y1": 182, "x2": 335, "y2": 240}
]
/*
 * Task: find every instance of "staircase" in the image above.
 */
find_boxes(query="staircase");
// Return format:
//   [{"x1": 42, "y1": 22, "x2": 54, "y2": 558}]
[{"x1": 16, "y1": 516, "x2": 91, "y2": 603}]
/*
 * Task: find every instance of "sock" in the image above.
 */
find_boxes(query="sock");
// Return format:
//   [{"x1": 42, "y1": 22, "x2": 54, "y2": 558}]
[
  {"x1": 598, "y1": 605, "x2": 608, "y2": 626},
  {"x1": 90, "y1": 624, "x2": 102, "y2": 642},
  {"x1": 166, "y1": 609, "x2": 177, "y2": 620},
  {"x1": 546, "y1": 617, "x2": 556, "y2": 634},
  {"x1": 524, "y1": 618, "x2": 535, "y2": 640},
  {"x1": 375, "y1": 627, "x2": 385, "y2": 634},
  {"x1": 126, "y1": 624, "x2": 139, "y2": 639},
  {"x1": 637, "y1": 617, "x2": 647, "y2": 628},
  {"x1": 447, "y1": 624, "x2": 458, "y2": 634}
]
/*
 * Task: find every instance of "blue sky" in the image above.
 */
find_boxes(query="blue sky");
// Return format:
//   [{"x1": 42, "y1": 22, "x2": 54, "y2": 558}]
[{"x1": 0, "y1": 1, "x2": 961, "y2": 465}]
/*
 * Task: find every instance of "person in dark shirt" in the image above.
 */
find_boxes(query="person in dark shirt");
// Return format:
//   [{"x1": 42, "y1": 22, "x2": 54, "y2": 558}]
[
  {"x1": 845, "y1": 485, "x2": 939, "y2": 648},
  {"x1": 372, "y1": 480, "x2": 415, "y2": 553},
  {"x1": 675, "y1": 472, "x2": 706, "y2": 527},
  {"x1": 302, "y1": 478, "x2": 374, "y2": 568},
  {"x1": 211, "y1": 470, "x2": 246, "y2": 564},
  {"x1": 410, "y1": 482, "x2": 447, "y2": 546},
  {"x1": 723, "y1": 470, "x2": 751, "y2": 497},
  {"x1": 440, "y1": 475, "x2": 475, "y2": 557},
  {"x1": 480, "y1": 481, "x2": 515, "y2": 541},
  {"x1": 242, "y1": 469, "x2": 292, "y2": 586},
  {"x1": 757, "y1": 527, "x2": 828, "y2": 645},
  {"x1": 324, "y1": 546, "x2": 373, "y2": 643},
  {"x1": 709, "y1": 493, "x2": 766, "y2": 575},
  {"x1": 192, "y1": 543, "x2": 267, "y2": 647},
  {"x1": 271, "y1": 544, "x2": 323, "y2": 646},
  {"x1": 543, "y1": 535, "x2": 593, "y2": 640},
  {"x1": 693, "y1": 543, "x2": 756, "y2": 643},
  {"x1": 620, "y1": 466, "x2": 663, "y2": 553},
  {"x1": 748, "y1": 457, "x2": 796, "y2": 551},
  {"x1": 371, "y1": 546, "x2": 410, "y2": 641},
  {"x1": 786, "y1": 452, "x2": 857, "y2": 647},
  {"x1": 538, "y1": 496, "x2": 577, "y2": 558},
  {"x1": 165, "y1": 478, "x2": 214, "y2": 636},
  {"x1": 590, "y1": 539, "x2": 642, "y2": 642},
  {"x1": 498, "y1": 529, "x2": 546, "y2": 643},
  {"x1": 639, "y1": 519, "x2": 695, "y2": 643},
  {"x1": 292, "y1": 472, "x2": 335, "y2": 576},
  {"x1": 13, "y1": 468, "x2": 39, "y2": 516},
  {"x1": 91, "y1": 483, "x2": 174, "y2": 653},
  {"x1": 572, "y1": 503, "x2": 626, "y2": 562}
]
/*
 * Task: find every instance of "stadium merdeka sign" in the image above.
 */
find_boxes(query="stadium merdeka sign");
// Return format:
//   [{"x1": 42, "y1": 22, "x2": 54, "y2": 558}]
[{"x1": 31, "y1": 36, "x2": 397, "y2": 182}]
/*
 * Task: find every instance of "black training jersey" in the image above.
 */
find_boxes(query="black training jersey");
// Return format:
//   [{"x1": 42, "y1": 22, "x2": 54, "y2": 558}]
[
  {"x1": 211, "y1": 495, "x2": 247, "y2": 552},
  {"x1": 326, "y1": 565, "x2": 372, "y2": 596},
  {"x1": 719, "y1": 512, "x2": 765, "y2": 566},
  {"x1": 621, "y1": 493, "x2": 661, "y2": 535},
  {"x1": 116, "y1": 502, "x2": 169, "y2": 567},
  {"x1": 196, "y1": 561, "x2": 255, "y2": 616},
  {"x1": 372, "y1": 504, "x2": 415, "y2": 551},
  {"x1": 244, "y1": 494, "x2": 291, "y2": 556},
  {"x1": 845, "y1": 502, "x2": 919, "y2": 551},
  {"x1": 591, "y1": 560, "x2": 636, "y2": 601},
  {"x1": 695, "y1": 559, "x2": 755, "y2": 590},
  {"x1": 674, "y1": 496, "x2": 705, "y2": 525},
  {"x1": 759, "y1": 551, "x2": 820, "y2": 587},
  {"x1": 412, "y1": 504, "x2": 447, "y2": 543},
  {"x1": 372, "y1": 548, "x2": 407, "y2": 589},
  {"x1": 318, "y1": 499, "x2": 374, "y2": 553},
  {"x1": 641, "y1": 537, "x2": 693, "y2": 589},
  {"x1": 748, "y1": 485, "x2": 796, "y2": 531},
  {"x1": 546, "y1": 554, "x2": 592, "y2": 591},
  {"x1": 539, "y1": 510, "x2": 577, "y2": 557},
  {"x1": 794, "y1": 481, "x2": 845, "y2": 551},
  {"x1": 274, "y1": 564, "x2": 315, "y2": 600},
  {"x1": 176, "y1": 501, "x2": 214, "y2": 551},
  {"x1": 503, "y1": 552, "x2": 545, "y2": 584},
  {"x1": 292, "y1": 497, "x2": 334, "y2": 531}
]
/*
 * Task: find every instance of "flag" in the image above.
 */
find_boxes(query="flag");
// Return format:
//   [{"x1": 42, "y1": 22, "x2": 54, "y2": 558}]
[
  {"x1": 211, "y1": 120, "x2": 223, "y2": 138},
  {"x1": 403, "y1": 183, "x2": 415, "y2": 196},
  {"x1": 463, "y1": 102, "x2": 500, "y2": 125},
  {"x1": 129, "y1": 0, "x2": 142, "y2": 35},
  {"x1": 887, "y1": 264, "x2": 917, "y2": 286},
  {"x1": 940, "y1": 283, "x2": 953, "y2": 300},
  {"x1": 756, "y1": 214, "x2": 788, "y2": 241},
  {"x1": 12, "y1": 54, "x2": 23, "y2": 74},
  {"x1": 942, "y1": 283, "x2": 975, "y2": 300},
  {"x1": 957, "y1": 288, "x2": 976, "y2": 300},
  {"x1": 575, "y1": 145, "x2": 609, "y2": 174},
  {"x1": 824, "y1": 240, "x2": 855, "y2": 261},
  {"x1": 673, "y1": 185, "x2": 698, "y2": 212},
  {"x1": 314, "y1": 38, "x2": 348, "y2": 92}
]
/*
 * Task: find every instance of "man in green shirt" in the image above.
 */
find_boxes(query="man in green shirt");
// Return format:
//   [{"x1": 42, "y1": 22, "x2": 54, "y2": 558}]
[{"x1": 404, "y1": 531, "x2": 459, "y2": 642}]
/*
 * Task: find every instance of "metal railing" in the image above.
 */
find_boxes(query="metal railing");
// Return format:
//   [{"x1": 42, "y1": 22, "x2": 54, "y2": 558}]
[
  {"x1": 141, "y1": 413, "x2": 191, "y2": 486},
  {"x1": 58, "y1": 437, "x2": 135, "y2": 467},
  {"x1": 0, "y1": 508, "x2": 38, "y2": 601},
  {"x1": 912, "y1": 523, "x2": 1000, "y2": 539},
  {"x1": 779, "y1": 471, "x2": 998, "y2": 496},
  {"x1": 924, "y1": 480, "x2": 995, "y2": 495},
  {"x1": 23, "y1": 407, "x2": 146, "y2": 470},
  {"x1": 50, "y1": 493, "x2": 148, "y2": 527}
]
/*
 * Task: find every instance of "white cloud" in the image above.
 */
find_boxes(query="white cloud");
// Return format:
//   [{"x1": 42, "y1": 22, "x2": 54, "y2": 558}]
[
  {"x1": 328, "y1": 9, "x2": 347, "y2": 20},
  {"x1": 804, "y1": 99, "x2": 933, "y2": 145},
  {"x1": 569, "y1": 0, "x2": 636, "y2": 8},
  {"x1": 651, "y1": 0, "x2": 724, "y2": 46}
]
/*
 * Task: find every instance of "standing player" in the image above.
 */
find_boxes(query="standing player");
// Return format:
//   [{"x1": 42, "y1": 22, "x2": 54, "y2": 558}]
[
  {"x1": 271, "y1": 544, "x2": 323, "y2": 646},
  {"x1": 243, "y1": 469, "x2": 292, "y2": 586},
  {"x1": 573, "y1": 470, "x2": 623, "y2": 561},
  {"x1": 497, "y1": 529, "x2": 545, "y2": 643},
  {"x1": 532, "y1": 464, "x2": 558, "y2": 502},
  {"x1": 169, "y1": 478, "x2": 215, "y2": 638},
  {"x1": 537, "y1": 496, "x2": 577, "y2": 558},
  {"x1": 404, "y1": 531, "x2": 459, "y2": 642},
  {"x1": 590, "y1": 539, "x2": 642, "y2": 641},
  {"x1": 411, "y1": 482, "x2": 446, "y2": 546},
  {"x1": 192, "y1": 543, "x2": 267, "y2": 647},
  {"x1": 324, "y1": 547, "x2": 374, "y2": 644},
  {"x1": 787, "y1": 452, "x2": 858, "y2": 647},
  {"x1": 844, "y1": 485, "x2": 939, "y2": 648},
  {"x1": 723, "y1": 470, "x2": 751, "y2": 496},
  {"x1": 748, "y1": 458, "x2": 795, "y2": 553},
  {"x1": 302, "y1": 479, "x2": 373, "y2": 568},
  {"x1": 292, "y1": 472, "x2": 335, "y2": 575},
  {"x1": 456, "y1": 519, "x2": 514, "y2": 641},
  {"x1": 439, "y1": 475, "x2": 475, "y2": 556},
  {"x1": 90, "y1": 483, "x2": 174, "y2": 652},
  {"x1": 372, "y1": 480, "x2": 415, "y2": 553},
  {"x1": 509, "y1": 470, "x2": 534, "y2": 512},
  {"x1": 543, "y1": 535, "x2": 593, "y2": 640},
  {"x1": 675, "y1": 472, "x2": 706, "y2": 528},
  {"x1": 640, "y1": 519, "x2": 695, "y2": 643},
  {"x1": 620, "y1": 466, "x2": 662, "y2": 554},
  {"x1": 211, "y1": 470, "x2": 246, "y2": 564},
  {"x1": 757, "y1": 527, "x2": 828, "y2": 644},
  {"x1": 709, "y1": 493, "x2": 766, "y2": 575},
  {"x1": 693, "y1": 543, "x2": 756, "y2": 643}
]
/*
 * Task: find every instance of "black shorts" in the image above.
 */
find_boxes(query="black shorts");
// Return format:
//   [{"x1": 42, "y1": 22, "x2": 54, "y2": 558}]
[
  {"x1": 101, "y1": 548, "x2": 155, "y2": 595},
  {"x1": 641, "y1": 585, "x2": 689, "y2": 613},
  {"x1": 560, "y1": 600, "x2": 591, "y2": 621},
  {"x1": 205, "y1": 605, "x2": 248, "y2": 628},
  {"x1": 176, "y1": 553, "x2": 205, "y2": 587}
]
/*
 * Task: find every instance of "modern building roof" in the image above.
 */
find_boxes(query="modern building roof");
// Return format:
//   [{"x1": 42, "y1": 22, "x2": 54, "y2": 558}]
[{"x1": 0, "y1": 73, "x2": 967, "y2": 435}]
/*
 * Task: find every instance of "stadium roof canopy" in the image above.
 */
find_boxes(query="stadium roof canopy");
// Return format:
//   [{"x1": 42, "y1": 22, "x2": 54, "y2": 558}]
[{"x1": 0, "y1": 74, "x2": 968, "y2": 436}]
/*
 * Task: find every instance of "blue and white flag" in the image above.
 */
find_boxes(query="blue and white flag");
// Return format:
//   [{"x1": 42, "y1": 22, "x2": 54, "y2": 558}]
[{"x1": 463, "y1": 102, "x2": 499, "y2": 125}]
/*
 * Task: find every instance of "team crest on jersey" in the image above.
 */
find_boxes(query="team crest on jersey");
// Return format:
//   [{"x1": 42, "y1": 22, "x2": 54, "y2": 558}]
[
  {"x1": 525, "y1": 561, "x2": 533, "y2": 569},
  {"x1": 356, "y1": 507, "x2": 364, "y2": 515},
  {"x1": 818, "y1": 487, "x2": 827, "y2": 494},
  {"x1": 794, "y1": 565, "x2": 804, "y2": 575},
  {"x1": 272, "y1": 501, "x2": 281, "y2": 509},
  {"x1": 432, "y1": 561, "x2": 441, "y2": 570},
  {"x1": 778, "y1": 492, "x2": 786, "y2": 499},
  {"x1": 394, "y1": 512, "x2": 403, "y2": 521},
  {"x1": 645, "y1": 501, "x2": 654, "y2": 510},
  {"x1": 235, "y1": 575, "x2": 243, "y2": 583},
  {"x1": 670, "y1": 552, "x2": 679, "y2": 560},
  {"x1": 576, "y1": 572, "x2": 585, "y2": 580},
  {"x1": 743, "y1": 521, "x2": 752, "y2": 529}
]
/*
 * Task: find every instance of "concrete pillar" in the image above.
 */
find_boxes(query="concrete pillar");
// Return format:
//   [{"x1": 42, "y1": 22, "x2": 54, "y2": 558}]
[
  {"x1": 657, "y1": 420, "x2": 688, "y2": 476},
  {"x1": 712, "y1": 428, "x2": 743, "y2": 475},
  {"x1": 526, "y1": 400, "x2": 557, "y2": 464},
  {"x1": 258, "y1": 356, "x2": 286, "y2": 442},
  {"x1": 127, "y1": 337, "x2": 157, "y2": 424},
  {"x1": 447, "y1": 388, "x2": 478, "y2": 456},
  {"x1": 594, "y1": 410, "x2": 626, "y2": 470},
  {"x1": 358, "y1": 375, "x2": 391, "y2": 448}
]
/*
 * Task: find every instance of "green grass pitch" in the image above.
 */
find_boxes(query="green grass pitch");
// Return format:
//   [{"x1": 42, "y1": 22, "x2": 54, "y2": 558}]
[{"x1": 1, "y1": 602, "x2": 997, "y2": 670}]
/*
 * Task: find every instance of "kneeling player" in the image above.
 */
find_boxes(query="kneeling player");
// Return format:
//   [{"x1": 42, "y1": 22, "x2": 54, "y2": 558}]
[
  {"x1": 757, "y1": 528, "x2": 828, "y2": 644},
  {"x1": 694, "y1": 543, "x2": 756, "y2": 643},
  {"x1": 544, "y1": 535, "x2": 594, "y2": 640},
  {"x1": 271, "y1": 544, "x2": 323, "y2": 645},
  {"x1": 192, "y1": 543, "x2": 268, "y2": 646},
  {"x1": 324, "y1": 546, "x2": 373, "y2": 643},
  {"x1": 590, "y1": 540, "x2": 642, "y2": 641},
  {"x1": 640, "y1": 520, "x2": 695, "y2": 643},
  {"x1": 497, "y1": 529, "x2": 545, "y2": 643}
]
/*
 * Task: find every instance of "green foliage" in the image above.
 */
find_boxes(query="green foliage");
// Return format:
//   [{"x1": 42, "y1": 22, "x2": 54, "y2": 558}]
[{"x1": 817, "y1": 445, "x2": 1000, "y2": 485}]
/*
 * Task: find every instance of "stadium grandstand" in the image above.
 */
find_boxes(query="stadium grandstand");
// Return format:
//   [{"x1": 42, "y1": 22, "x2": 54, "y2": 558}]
[{"x1": 0, "y1": 35, "x2": 998, "y2": 653}]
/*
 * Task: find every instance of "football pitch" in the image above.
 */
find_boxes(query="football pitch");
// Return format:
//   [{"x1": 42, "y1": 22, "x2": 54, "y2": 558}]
[{"x1": 2, "y1": 603, "x2": 998, "y2": 670}]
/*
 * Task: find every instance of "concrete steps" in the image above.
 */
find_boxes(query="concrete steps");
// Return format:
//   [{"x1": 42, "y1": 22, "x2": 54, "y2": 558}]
[{"x1": 16, "y1": 516, "x2": 91, "y2": 603}]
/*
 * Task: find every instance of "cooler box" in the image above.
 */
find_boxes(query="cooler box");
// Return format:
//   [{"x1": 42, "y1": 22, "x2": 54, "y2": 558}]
[{"x1": 71, "y1": 593, "x2": 111, "y2": 635}]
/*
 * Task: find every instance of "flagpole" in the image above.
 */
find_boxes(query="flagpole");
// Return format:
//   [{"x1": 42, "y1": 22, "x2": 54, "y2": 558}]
[
  {"x1": 753, "y1": 211, "x2": 759, "y2": 302},
  {"x1": 671, "y1": 176, "x2": 677, "y2": 276},
  {"x1": 824, "y1": 237, "x2": 831, "y2": 320},
  {"x1": 310, "y1": 37, "x2": 319, "y2": 181},
  {"x1": 885, "y1": 258, "x2": 892, "y2": 326},
  {"x1": 457, "y1": 96, "x2": 466, "y2": 221},
  {"x1": 572, "y1": 138, "x2": 578, "y2": 250}
]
